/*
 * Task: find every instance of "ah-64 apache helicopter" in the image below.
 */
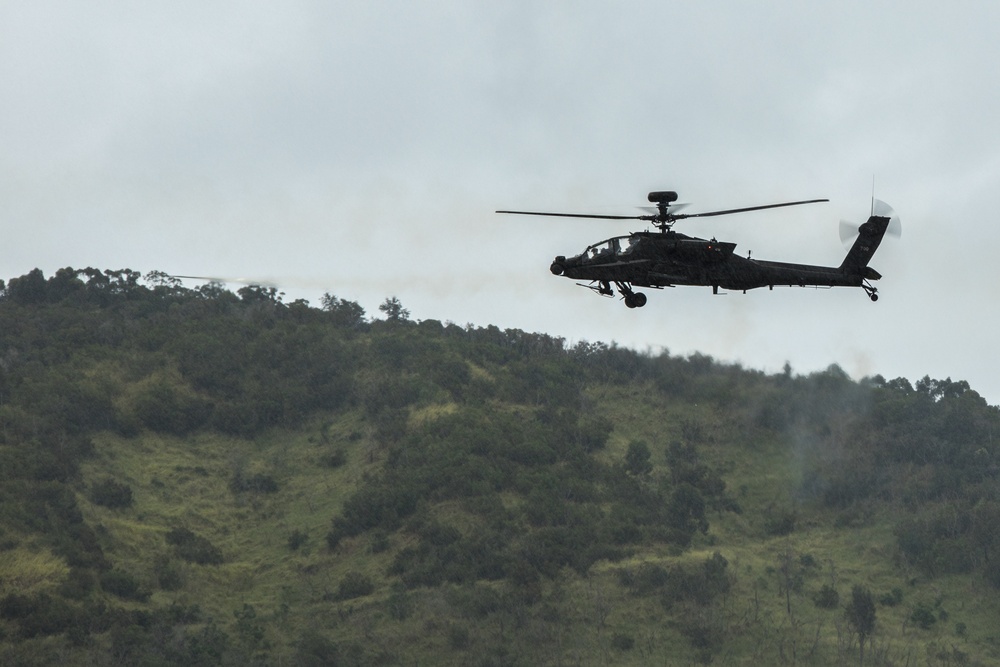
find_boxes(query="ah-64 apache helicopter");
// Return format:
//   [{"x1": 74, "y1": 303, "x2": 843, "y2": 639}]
[{"x1": 497, "y1": 191, "x2": 899, "y2": 308}]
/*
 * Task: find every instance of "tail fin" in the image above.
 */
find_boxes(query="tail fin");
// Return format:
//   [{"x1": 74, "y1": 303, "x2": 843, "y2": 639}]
[{"x1": 840, "y1": 214, "x2": 890, "y2": 276}]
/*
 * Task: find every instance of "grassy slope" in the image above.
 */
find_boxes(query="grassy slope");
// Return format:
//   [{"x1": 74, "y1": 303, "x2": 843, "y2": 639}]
[
  {"x1": 7, "y1": 380, "x2": 994, "y2": 665},
  {"x1": 591, "y1": 384, "x2": 997, "y2": 665}
]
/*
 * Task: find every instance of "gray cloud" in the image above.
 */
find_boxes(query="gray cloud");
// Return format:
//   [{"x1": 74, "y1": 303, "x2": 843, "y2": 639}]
[{"x1": 3, "y1": 1, "x2": 998, "y2": 401}]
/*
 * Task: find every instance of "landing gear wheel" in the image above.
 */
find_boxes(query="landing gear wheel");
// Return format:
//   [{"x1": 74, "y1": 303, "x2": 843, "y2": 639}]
[
  {"x1": 862, "y1": 280, "x2": 879, "y2": 302},
  {"x1": 623, "y1": 292, "x2": 647, "y2": 308}
]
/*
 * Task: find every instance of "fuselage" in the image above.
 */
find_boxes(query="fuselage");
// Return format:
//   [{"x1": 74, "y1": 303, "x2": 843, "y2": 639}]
[{"x1": 550, "y1": 230, "x2": 873, "y2": 292}]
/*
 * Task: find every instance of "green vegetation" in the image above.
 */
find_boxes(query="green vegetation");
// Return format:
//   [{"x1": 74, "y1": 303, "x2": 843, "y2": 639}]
[{"x1": 1, "y1": 266, "x2": 999, "y2": 665}]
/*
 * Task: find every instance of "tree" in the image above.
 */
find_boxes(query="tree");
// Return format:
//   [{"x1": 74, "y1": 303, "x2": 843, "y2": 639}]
[
  {"x1": 320, "y1": 292, "x2": 366, "y2": 328},
  {"x1": 379, "y1": 296, "x2": 410, "y2": 322},
  {"x1": 845, "y1": 584, "x2": 876, "y2": 665},
  {"x1": 5, "y1": 268, "x2": 48, "y2": 304},
  {"x1": 666, "y1": 483, "x2": 709, "y2": 546},
  {"x1": 624, "y1": 440, "x2": 653, "y2": 476}
]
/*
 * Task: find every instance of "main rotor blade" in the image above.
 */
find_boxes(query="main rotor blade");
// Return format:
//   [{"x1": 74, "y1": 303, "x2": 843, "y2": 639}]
[
  {"x1": 171, "y1": 274, "x2": 278, "y2": 287},
  {"x1": 673, "y1": 198, "x2": 829, "y2": 220},
  {"x1": 496, "y1": 210, "x2": 643, "y2": 220}
]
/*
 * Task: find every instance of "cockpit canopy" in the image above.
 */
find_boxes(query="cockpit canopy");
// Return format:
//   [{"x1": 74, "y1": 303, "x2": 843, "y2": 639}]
[{"x1": 582, "y1": 235, "x2": 641, "y2": 260}]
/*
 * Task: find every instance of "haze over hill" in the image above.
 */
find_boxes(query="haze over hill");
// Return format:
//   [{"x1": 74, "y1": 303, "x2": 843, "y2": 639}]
[{"x1": 1, "y1": 267, "x2": 998, "y2": 665}]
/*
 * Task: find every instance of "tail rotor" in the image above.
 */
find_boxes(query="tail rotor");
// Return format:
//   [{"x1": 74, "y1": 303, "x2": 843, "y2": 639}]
[{"x1": 840, "y1": 199, "x2": 901, "y2": 247}]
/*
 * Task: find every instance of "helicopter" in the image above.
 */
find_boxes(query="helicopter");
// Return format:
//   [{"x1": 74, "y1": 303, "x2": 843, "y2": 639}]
[{"x1": 497, "y1": 191, "x2": 899, "y2": 308}]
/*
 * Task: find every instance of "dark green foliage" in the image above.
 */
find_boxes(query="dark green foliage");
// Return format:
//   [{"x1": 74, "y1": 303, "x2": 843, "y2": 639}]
[
  {"x1": 386, "y1": 584, "x2": 413, "y2": 620},
  {"x1": 762, "y1": 506, "x2": 797, "y2": 536},
  {"x1": 845, "y1": 584, "x2": 877, "y2": 663},
  {"x1": 4, "y1": 267, "x2": 1000, "y2": 663},
  {"x1": 233, "y1": 603, "x2": 267, "y2": 652},
  {"x1": 910, "y1": 602, "x2": 937, "y2": 629},
  {"x1": 378, "y1": 296, "x2": 410, "y2": 322},
  {"x1": 0, "y1": 592, "x2": 87, "y2": 639},
  {"x1": 59, "y1": 567, "x2": 97, "y2": 600},
  {"x1": 618, "y1": 561, "x2": 670, "y2": 595},
  {"x1": 610, "y1": 632, "x2": 635, "y2": 651},
  {"x1": 879, "y1": 587, "x2": 903, "y2": 607},
  {"x1": 814, "y1": 584, "x2": 840, "y2": 609},
  {"x1": 320, "y1": 292, "x2": 367, "y2": 328},
  {"x1": 319, "y1": 447, "x2": 347, "y2": 468},
  {"x1": 574, "y1": 412, "x2": 613, "y2": 452},
  {"x1": 166, "y1": 527, "x2": 224, "y2": 565},
  {"x1": 388, "y1": 522, "x2": 511, "y2": 587},
  {"x1": 294, "y1": 629, "x2": 342, "y2": 666},
  {"x1": 129, "y1": 377, "x2": 212, "y2": 435},
  {"x1": 369, "y1": 529, "x2": 391, "y2": 553},
  {"x1": 229, "y1": 470, "x2": 279, "y2": 494},
  {"x1": 660, "y1": 552, "x2": 731, "y2": 609},
  {"x1": 624, "y1": 439, "x2": 653, "y2": 475},
  {"x1": 327, "y1": 483, "x2": 420, "y2": 548},
  {"x1": 335, "y1": 571, "x2": 375, "y2": 600},
  {"x1": 895, "y1": 511, "x2": 976, "y2": 576},
  {"x1": 287, "y1": 529, "x2": 309, "y2": 551},
  {"x1": 154, "y1": 555, "x2": 185, "y2": 590},
  {"x1": 665, "y1": 483, "x2": 710, "y2": 546},
  {"x1": 100, "y1": 569, "x2": 149, "y2": 601},
  {"x1": 90, "y1": 477, "x2": 134, "y2": 508},
  {"x1": 447, "y1": 623, "x2": 470, "y2": 650},
  {"x1": 985, "y1": 559, "x2": 1000, "y2": 589},
  {"x1": 665, "y1": 440, "x2": 738, "y2": 514}
]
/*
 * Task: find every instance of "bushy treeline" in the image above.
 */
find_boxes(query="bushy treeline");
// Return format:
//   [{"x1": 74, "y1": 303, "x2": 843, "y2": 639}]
[{"x1": 2, "y1": 266, "x2": 999, "y2": 663}]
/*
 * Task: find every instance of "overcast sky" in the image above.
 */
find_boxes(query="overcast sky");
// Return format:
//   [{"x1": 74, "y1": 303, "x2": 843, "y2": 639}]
[{"x1": 3, "y1": 2, "x2": 1000, "y2": 404}]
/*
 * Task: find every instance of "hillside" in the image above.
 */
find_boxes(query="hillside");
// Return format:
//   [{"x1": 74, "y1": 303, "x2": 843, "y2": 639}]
[{"x1": 1, "y1": 267, "x2": 999, "y2": 666}]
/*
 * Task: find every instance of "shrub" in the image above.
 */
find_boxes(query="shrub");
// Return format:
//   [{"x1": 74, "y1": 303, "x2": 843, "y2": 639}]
[
  {"x1": 90, "y1": 478, "x2": 134, "y2": 509},
  {"x1": 229, "y1": 471, "x2": 279, "y2": 494},
  {"x1": 447, "y1": 624, "x2": 470, "y2": 650},
  {"x1": 910, "y1": 603, "x2": 937, "y2": 629},
  {"x1": 878, "y1": 587, "x2": 903, "y2": 607},
  {"x1": 387, "y1": 585, "x2": 412, "y2": 621},
  {"x1": 166, "y1": 527, "x2": 224, "y2": 565},
  {"x1": 155, "y1": 555, "x2": 184, "y2": 590},
  {"x1": 799, "y1": 553, "x2": 818, "y2": 568},
  {"x1": 369, "y1": 530, "x2": 390, "y2": 554},
  {"x1": 624, "y1": 440, "x2": 653, "y2": 476},
  {"x1": 58, "y1": 567, "x2": 96, "y2": 600},
  {"x1": 618, "y1": 562, "x2": 669, "y2": 595},
  {"x1": 129, "y1": 377, "x2": 211, "y2": 435},
  {"x1": 295, "y1": 629, "x2": 341, "y2": 666},
  {"x1": 335, "y1": 571, "x2": 375, "y2": 600},
  {"x1": 100, "y1": 569, "x2": 149, "y2": 601},
  {"x1": 814, "y1": 584, "x2": 840, "y2": 609},
  {"x1": 763, "y1": 508, "x2": 796, "y2": 536},
  {"x1": 287, "y1": 529, "x2": 308, "y2": 551},
  {"x1": 0, "y1": 592, "x2": 84, "y2": 638},
  {"x1": 319, "y1": 448, "x2": 346, "y2": 468},
  {"x1": 661, "y1": 552, "x2": 731, "y2": 609}
]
